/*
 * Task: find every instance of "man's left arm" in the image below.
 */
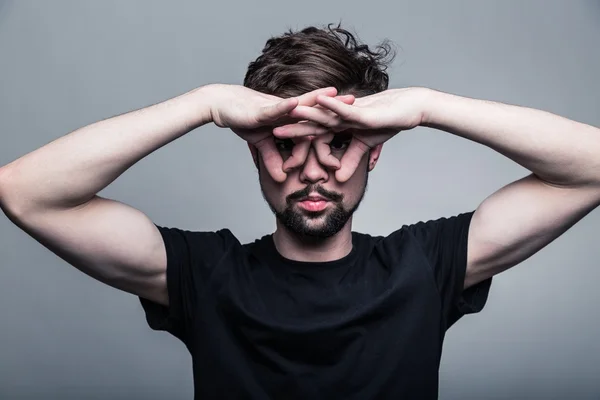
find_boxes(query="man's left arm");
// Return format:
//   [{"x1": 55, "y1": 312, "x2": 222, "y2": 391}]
[
  {"x1": 422, "y1": 90, "x2": 600, "y2": 290},
  {"x1": 273, "y1": 87, "x2": 600, "y2": 289}
]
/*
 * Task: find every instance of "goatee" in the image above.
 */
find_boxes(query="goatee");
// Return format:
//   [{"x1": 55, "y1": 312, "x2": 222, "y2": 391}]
[{"x1": 261, "y1": 179, "x2": 368, "y2": 239}]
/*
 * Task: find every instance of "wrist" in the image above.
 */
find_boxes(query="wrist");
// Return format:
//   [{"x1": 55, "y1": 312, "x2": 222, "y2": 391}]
[
  {"x1": 417, "y1": 88, "x2": 444, "y2": 127},
  {"x1": 186, "y1": 84, "x2": 219, "y2": 126}
]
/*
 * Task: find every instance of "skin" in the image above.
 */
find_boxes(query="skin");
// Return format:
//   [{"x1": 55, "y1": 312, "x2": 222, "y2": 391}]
[
  {"x1": 249, "y1": 131, "x2": 383, "y2": 262},
  {"x1": 238, "y1": 89, "x2": 410, "y2": 263},
  {"x1": 2, "y1": 81, "x2": 599, "y2": 307},
  {"x1": 201, "y1": 84, "x2": 382, "y2": 263},
  {"x1": 266, "y1": 86, "x2": 600, "y2": 292}
]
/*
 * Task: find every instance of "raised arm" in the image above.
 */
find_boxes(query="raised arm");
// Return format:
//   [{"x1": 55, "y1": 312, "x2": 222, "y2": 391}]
[
  {"x1": 421, "y1": 91, "x2": 600, "y2": 289},
  {"x1": 0, "y1": 86, "x2": 213, "y2": 306},
  {"x1": 274, "y1": 87, "x2": 600, "y2": 289},
  {"x1": 0, "y1": 84, "x2": 344, "y2": 306}
]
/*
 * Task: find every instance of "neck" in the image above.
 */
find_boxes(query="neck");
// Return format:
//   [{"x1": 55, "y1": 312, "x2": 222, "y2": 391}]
[{"x1": 272, "y1": 218, "x2": 354, "y2": 262}]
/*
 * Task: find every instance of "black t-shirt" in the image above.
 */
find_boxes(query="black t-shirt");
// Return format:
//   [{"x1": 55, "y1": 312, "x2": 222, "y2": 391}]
[{"x1": 139, "y1": 211, "x2": 492, "y2": 399}]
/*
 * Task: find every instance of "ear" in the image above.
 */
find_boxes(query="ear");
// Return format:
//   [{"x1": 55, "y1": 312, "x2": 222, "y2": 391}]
[
  {"x1": 248, "y1": 143, "x2": 259, "y2": 169},
  {"x1": 367, "y1": 143, "x2": 383, "y2": 172}
]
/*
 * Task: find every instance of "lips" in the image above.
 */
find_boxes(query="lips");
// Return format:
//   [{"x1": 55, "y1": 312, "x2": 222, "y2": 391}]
[
  {"x1": 296, "y1": 194, "x2": 331, "y2": 212},
  {"x1": 298, "y1": 195, "x2": 329, "y2": 202}
]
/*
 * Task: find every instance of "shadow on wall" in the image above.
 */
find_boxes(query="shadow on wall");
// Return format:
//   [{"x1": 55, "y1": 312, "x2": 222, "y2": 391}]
[{"x1": 587, "y1": 0, "x2": 600, "y2": 16}]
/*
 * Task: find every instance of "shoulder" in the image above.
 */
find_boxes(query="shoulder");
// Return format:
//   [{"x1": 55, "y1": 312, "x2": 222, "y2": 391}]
[
  {"x1": 390, "y1": 211, "x2": 475, "y2": 245},
  {"x1": 155, "y1": 225, "x2": 244, "y2": 261},
  {"x1": 354, "y1": 211, "x2": 475, "y2": 256},
  {"x1": 155, "y1": 225, "x2": 238, "y2": 242}
]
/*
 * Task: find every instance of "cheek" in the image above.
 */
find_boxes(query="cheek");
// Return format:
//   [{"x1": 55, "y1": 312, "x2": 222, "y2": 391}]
[
  {"x1": 259, "y1": 170, "x2": 278, "y2": 197},
  {"x1": 259, "y1": 169, "x2": 294, "y2": 204},
  {"x1": 338, "y1": 166, "x2": 368, "y2": 202},
  {"x1": 341, "y1": 183, "x2": 362, "y2": 203}
]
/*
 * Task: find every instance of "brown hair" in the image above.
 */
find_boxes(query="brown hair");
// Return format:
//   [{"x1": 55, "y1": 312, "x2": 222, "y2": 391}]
[{"x1": 243, "y1": 23, "x2": 396, "y2": 98}]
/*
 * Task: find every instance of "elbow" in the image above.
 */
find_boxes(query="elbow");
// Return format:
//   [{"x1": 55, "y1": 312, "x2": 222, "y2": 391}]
[
  {"x1": 0, "y1": 165, "x2": 12, "y2": 208},
  {"x1": 0, "y1": 165, "x2": 25, "y2": 220}
]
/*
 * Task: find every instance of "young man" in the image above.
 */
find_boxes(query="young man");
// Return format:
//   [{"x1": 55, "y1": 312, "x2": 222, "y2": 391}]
[{"x1": 1, "y1": 25, "x2": 599, "y2": 399}]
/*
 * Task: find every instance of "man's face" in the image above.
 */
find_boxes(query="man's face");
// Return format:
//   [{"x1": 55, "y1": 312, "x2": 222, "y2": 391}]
[{"x1": 256, "y1": 133, "x2": 372, "y2": 238}]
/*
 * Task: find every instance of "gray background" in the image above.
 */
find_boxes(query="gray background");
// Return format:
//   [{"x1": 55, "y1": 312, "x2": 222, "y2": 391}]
[{"x1": 1, "y1": 0, "x2": 599, "y2": 399}]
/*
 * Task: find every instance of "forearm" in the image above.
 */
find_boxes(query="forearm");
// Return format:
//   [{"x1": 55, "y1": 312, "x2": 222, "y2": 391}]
[
  {"x1": 421, "y1": 89, "x2": 600, "y2": 187},
  {"x1": 0, "y1": 85, "x2": 213, "y2": 214}
]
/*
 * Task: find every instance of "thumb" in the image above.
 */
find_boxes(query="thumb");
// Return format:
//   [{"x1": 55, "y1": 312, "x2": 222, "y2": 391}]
[
  {"x1": 282, "y1": 138, "x2": 311, "y2": 172},
  {"x1": 255, "y1": 137, "x2": 287, "y2": 182},
  {"x1": 335, "y1": 138, "x2": 370, "y2": 182},
  {"x1": 257, "y1": 97, "x2": 299, "y2": 124}
]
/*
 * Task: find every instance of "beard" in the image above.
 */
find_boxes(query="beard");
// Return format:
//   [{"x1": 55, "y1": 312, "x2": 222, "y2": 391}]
[{"x1": 259, "y1": 165, "x2": 369, "y2": 239}]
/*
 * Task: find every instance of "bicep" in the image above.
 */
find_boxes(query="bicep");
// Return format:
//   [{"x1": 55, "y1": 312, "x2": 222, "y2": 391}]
[
  {"x1": 465, "y1": 173, "x2": 600, "y2": 289},
  {"x1": 6, "y1": 195, "x2": 169, "y2": 305}
]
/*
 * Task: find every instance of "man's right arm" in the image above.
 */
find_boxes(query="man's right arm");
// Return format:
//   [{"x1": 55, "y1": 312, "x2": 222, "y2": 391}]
[
  {"x1": 0, "y1": 86, "x2": 214, "y2": 306},
  {"x1": 0, "y1": 84, "x2": 342, "y2": 307}
]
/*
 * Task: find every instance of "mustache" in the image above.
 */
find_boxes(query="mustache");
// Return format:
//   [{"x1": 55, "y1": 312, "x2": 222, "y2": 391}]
[{"x1": 287, "y1": 185, "x2": 344, "y2": 203}]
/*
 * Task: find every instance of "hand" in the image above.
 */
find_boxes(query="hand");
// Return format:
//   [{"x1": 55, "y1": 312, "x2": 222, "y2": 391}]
[
  {"x1": 205, "y1": 84, "x2": 355, "y2": 182},
  {"x1": 273, "y1": 88, "x2": 430, "y2": 182}
]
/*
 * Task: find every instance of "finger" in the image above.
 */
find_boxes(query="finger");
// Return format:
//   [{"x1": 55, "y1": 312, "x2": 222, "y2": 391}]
[
  {"x1": 270, "y1": 94, "x2": 357, "y2": 127},
  {"x1": 296, "y1": 87, "x2": 338, "y2": 107},
  {"x1": 287, "y1": 106, "x2": 344, "y2": 129},
  {"x1": 255, "y1": 137, "x2": 287, "y2": 182},
  {"x1": 315, "y1": 95, "x2": 361, "y2": 122},
  {"x1": 335, "y1": 94, "x2": 356, "y2": 105},
  {"x1": 335, "y1": 138, "x2": 370, "y2": 182},
  {"x1": 282, "y1": 138, "x2": 311, "y2": 172},
  {"x1": 272, "y1": 97, "x2": 355, "y2": 126},
  {"x1": 257, "y1": 97, "x2": 299, "y2": 124},
  {"x1": 273, "y1": 121, "x2": 330, "y2": 138},
  {"x1": 286, "y1": 88, "x2": 354, "y2": 108},
  {"x1": 313, "y1": 133, "x2": 341, "y2": 170}
]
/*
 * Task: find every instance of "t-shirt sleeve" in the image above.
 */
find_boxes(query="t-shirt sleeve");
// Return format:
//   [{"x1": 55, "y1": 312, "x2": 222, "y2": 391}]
[
  {"x1": 405, "y1": 211, "x2": 492, "y2": 329},
  {"x1": 138, "y1": 225, "x2": 236, "y2": 343}
]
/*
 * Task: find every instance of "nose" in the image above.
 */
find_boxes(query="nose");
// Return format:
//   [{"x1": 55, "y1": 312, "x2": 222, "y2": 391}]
[{"x1": 299, "y1": 146, "x2": 329, "y2": 184}]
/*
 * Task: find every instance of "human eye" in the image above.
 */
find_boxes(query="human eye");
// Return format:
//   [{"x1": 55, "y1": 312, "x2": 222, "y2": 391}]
[
  {"x1": 274, "y1": 138, "x2": 295, "y2": 152},
  {"x1": 329, "y1": 133, "x2": 352, "y2": 151}
]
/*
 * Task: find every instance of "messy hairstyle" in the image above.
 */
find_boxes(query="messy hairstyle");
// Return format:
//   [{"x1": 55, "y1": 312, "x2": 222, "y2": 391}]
[{"x1": 244, "y1": 23, "x2": 396, "y2": 98}]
